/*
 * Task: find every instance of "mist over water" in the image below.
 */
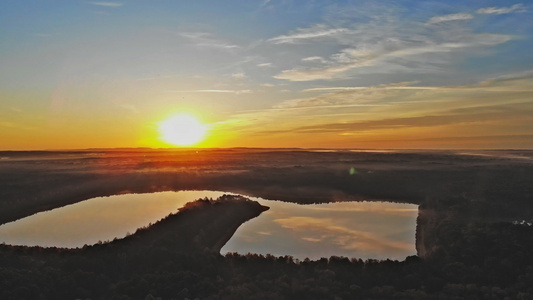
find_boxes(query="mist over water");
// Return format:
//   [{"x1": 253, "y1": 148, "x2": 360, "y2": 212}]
[{"x1": 0, "y1": 191, "x2": 417, "y2": 260}]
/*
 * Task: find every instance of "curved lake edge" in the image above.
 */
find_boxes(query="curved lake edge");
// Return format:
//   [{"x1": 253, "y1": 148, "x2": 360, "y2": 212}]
[
  {"x1": 0, "y1": 190, "x2": 419, "y2": 261},
  {"x1": 1, "y1": 195, "x2": 270, "y2": 256},
  {"x1": 0, "y1": 187, "x2": 419, "y2": 227}
]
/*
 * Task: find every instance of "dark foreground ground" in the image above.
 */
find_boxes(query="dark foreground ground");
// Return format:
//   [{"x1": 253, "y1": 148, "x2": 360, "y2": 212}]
[{"x1": 1, "y1": 148, "x2": 532, "y2": 299}]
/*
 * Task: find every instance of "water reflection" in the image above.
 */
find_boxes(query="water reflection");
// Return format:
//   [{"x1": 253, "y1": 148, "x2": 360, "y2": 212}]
[
  {"x1": 221, "y1": 200, "x2": 418, "y2": 260},
  {"x1": 0, "y1": 191, "x2": 418, "y2": 260},
  {"x1": 0, "y1": 191, "x2": 227, "y2": 248}
]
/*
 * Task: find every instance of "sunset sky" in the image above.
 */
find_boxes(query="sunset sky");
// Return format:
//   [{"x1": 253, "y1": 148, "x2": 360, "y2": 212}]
[{"x1": 1, "y1": 0, "x2": 532, "y2": 150}]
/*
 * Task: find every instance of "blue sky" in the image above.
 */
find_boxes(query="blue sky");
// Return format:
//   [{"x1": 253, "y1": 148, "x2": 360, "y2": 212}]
[{"x1": 1, "y1": 1, "x2": 532, "y2": 149}]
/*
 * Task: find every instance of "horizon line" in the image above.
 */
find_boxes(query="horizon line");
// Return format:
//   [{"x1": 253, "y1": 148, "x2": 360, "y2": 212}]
[{"x1": 1, "y1": 147, "x2": 532, "y2": 152}]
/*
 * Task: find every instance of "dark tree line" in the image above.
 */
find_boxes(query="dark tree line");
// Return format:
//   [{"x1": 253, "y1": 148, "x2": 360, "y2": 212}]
[{"x1": 1, "y1": 196, "x2": 533, "y2": 300}]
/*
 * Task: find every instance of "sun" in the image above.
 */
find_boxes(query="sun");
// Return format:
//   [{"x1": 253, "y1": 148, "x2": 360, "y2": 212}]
[{"x1": 158, "y1": 114, "x2": 207, "y2": 146}]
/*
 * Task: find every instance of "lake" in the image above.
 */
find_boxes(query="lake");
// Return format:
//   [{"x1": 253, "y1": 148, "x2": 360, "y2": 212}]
[{"x1": 0, "y1": 190, "x2": 418, "y2": 260}]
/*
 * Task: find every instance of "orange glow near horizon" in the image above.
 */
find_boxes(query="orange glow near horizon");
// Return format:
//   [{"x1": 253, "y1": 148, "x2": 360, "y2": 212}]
[{"x1": 157, "y1": 114, "x2": 208, "y2": 147}]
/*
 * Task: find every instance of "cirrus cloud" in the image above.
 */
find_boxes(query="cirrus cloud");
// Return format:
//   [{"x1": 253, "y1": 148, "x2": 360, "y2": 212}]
[
  {"x1": 89, "y1": 2, "x2": 123, "y2": 7},
  {"x1": 477, "y1": 4, "x2": 526, "y2": 15},
  {"x1": 274, "y1": 33, "x2": 513, "y2": 81},
  {"x1": 427, "y1": 13, "x2": 474, "y2": 24},
  {"x1": 268, "y1": 25, "x2": 352, "y2": 44}
]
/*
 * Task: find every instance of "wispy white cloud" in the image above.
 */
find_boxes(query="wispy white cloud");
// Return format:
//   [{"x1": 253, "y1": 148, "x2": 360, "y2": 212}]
[
  {"x1": 274, "y1": 61, "x2": 371, "y2": 81},
  {"x1": 302, "y1": 85, "x2": 440, "y2": 93},
  {"x1": 249, "y1": 75, "x2": 533, "y2": 138},
  {"x1": 302, "y1": 56, "x2": 327, "y2": 63},
  {"x1": 271, "y1": 82, "x2": 408, "y2": 110},
  {"x1": 427, "y1": 13, "x2": 474, "y2": 24},
  {"x1": 231, "y1": 72, "x2": 246, "y2": 79},
  {"x1": 260, "y1": 102, "x2": 533, "y2": 136},
  {"x1": 301, "y1": 237, "x2": 321, "y2": 242},
  {"x1": 268, "y1": 25, "x2": 351, "y2": 44},
  {"x1": 477, "y1": 4, "x2": 526, "y2": 15},
  {"x1": 134, "y1": 75, "x2": 175, "y2": 82},
  {"x1": 270, "y1": 82, "x2": 418, "y2": 111},
  {"x1": 89, "y1": 2, "x2": 123, "y2": 7},
  {"x1": 274, "y1": 33, "x2": 513, "y2": 81},
  {"x1": 205, "y1": 72, "x2": 533, "y2": 148},
  {"x1": 260, "y1": 0, "x2": 271, "y2": 8},
  {"x1": 197, "y1": 42, "x2": 239, "y2": 50},
  {"x1": 169, "y1": 89, "x2": 252, "y2": 94},
  {"x1": 261, "y1": 83, "x2": 275, "y2": 87},
  {"x1": 480, "y1": 69, "x2": 533, "y2": 84},
  {"x1": 272, "y1": 103, "x2": 389, "y2": 111},
  {"x1": 178, "y1": 32, "x2": 240, "y2": 50},
  {"x1": 265, "y1": 4, "x2": 523, "y2": 82},
  {"x1": 297, "y1": 77, "x2": 533, "y2": 107},
  {"x1": 247, "y1": 75, "x2": 528, "y2": 121},
  {"x1": 178, "y1": 32, "x2": 209, "y2": 39},
  {"x1": 257, "y1": 62, "x2": 272, "y2": 67},
  {"x1": 301, "y1": 79, "x2": 532, "y2": 94}
]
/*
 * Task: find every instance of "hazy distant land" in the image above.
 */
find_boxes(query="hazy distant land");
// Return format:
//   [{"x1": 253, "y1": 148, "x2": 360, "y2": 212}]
[{"x1": 1, "y1": 148, "x2": 533, "y2": 299}]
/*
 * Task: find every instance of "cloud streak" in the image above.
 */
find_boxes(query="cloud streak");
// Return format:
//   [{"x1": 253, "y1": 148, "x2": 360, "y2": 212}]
[
  {"x1": 302, "y1": 85, "x2": 441, "y2": 93},
  {"x1": 89, "y1": 2, "x2": 123, "y2": 7},
  {"x1": 225, "y1": 73, "x2": 533, "y2": 147},
  {"x1": 265, "y1": 5, "x2": 521, "y2": 83},
  {"x1": 273, "y1": 32, "x2": 513, "y2": 81},
  {"x1": 218, "y1": 74, "x2": 533, "y2": 143},
  {"x1": 268, "y1": 25, "x2": 351, "y2": 44},
  {"x1": 477, "y1": 4, "x2": 526, "y2": 15},
  {"x1": 427, "y1": 13, "x2": 474, "y2": 24},
  {"x1": 168, "y1": 89, "x2": 252, "y2": 94},
  {"x1": 178, "y1": 32, "x2": 240, "y2": 51},
  {"x1": 262, "y1": 102, "x2": 533, "y2": 135}
]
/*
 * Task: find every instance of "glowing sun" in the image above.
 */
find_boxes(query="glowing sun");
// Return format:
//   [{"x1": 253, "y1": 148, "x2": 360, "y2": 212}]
[{"x1": 158, "y1": 114, "x2": 207, "y2": 146}]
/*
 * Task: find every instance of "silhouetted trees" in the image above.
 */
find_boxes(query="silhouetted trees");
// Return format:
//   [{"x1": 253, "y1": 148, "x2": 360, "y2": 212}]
[{"x1": 2, "y1": 217, "x2": 533, "y2": 299}]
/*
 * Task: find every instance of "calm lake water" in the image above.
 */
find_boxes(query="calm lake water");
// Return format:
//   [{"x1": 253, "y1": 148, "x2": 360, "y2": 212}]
[{"x1": 0, "y1": 191, "x2": 418, "y2": 260}]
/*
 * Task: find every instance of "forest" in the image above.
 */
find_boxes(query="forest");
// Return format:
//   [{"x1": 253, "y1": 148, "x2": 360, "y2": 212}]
[{"x1": 1, "y1": 149, "x2": 532, "y2": 299}]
